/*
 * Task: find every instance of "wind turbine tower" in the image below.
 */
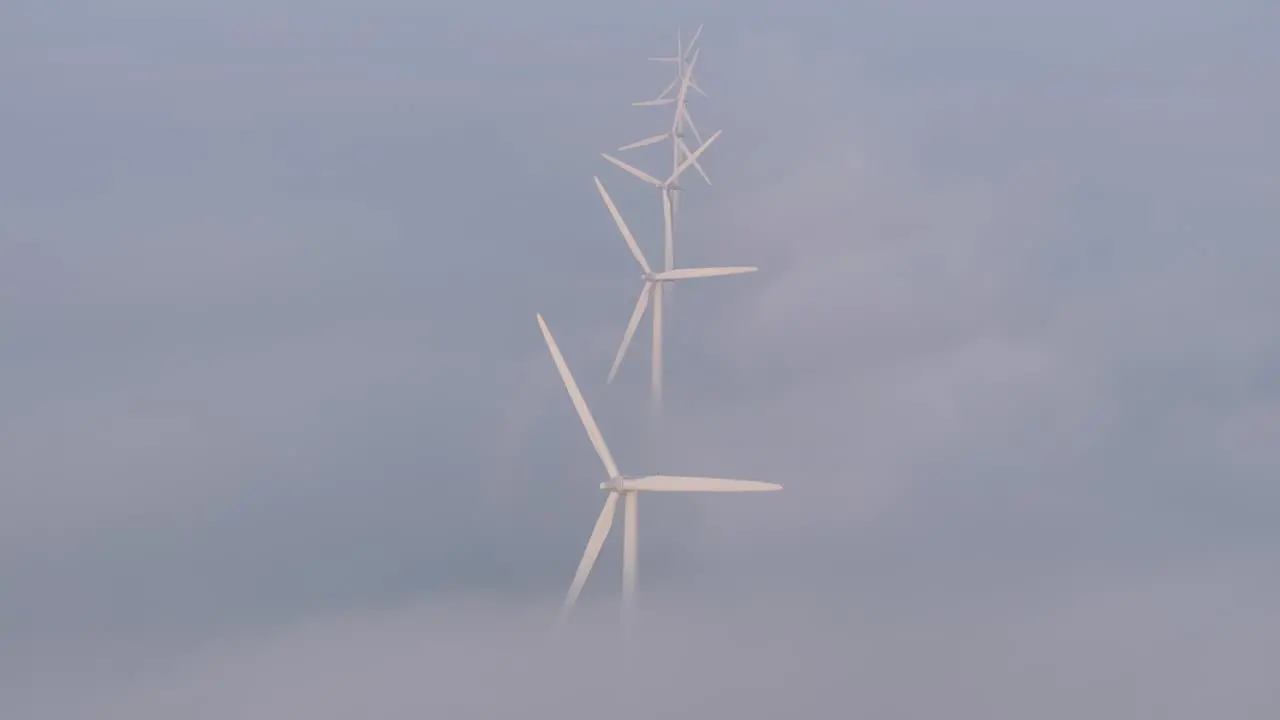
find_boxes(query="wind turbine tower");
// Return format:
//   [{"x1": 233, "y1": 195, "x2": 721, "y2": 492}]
[
  {"x1": 593, "y1": 175, "x2": 754, "y2": 418},
  {"x1": 536, "y1": 314, "x2": 780, "y2": 631},
  {"x1": 603, "y1": 26, "x2": 725, "y2": 416}
]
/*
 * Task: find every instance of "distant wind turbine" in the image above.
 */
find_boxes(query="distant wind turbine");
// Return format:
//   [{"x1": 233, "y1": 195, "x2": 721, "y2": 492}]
[
  {"x1": 635, "y1": 25, "x2": 709, "y2": 106},
  {"x1": 621, "y1": 47, "x2": 712, "y2": 195},
  {"x1": 593, "y1": 176, "x2": 754, "y2": 416},
  {"x1": 617, "y1": 39, "x2": 714, "y2": 312},
  {"x1": 536, "y1": 313, "x2": 780, "y2": 629},
  {"x1": 602, "y1": 127, "x2": 721, "y2": 294}
]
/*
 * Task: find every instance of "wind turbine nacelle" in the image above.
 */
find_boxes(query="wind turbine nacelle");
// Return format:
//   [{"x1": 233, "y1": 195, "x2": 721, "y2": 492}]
[{"x1": 600, "y1": 476, "x2": 638, "y2": 492}]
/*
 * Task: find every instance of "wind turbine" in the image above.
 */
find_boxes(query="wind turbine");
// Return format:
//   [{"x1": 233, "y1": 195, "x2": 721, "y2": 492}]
[
  {"x1": 621, "y1": 47, "x2": 713, "y2": 195},
  {"x1": 536, "y1": 313, "x2": 780, "y2": 629},
  {"x1": 593, "y1": 176, "x2": 754, "y2": 416},
  {"x1": 634, "y1": 25, "x2": 709, "y2": 107},
  {"x1": 620, "y1": 29, "x2": 714, "y2": 312},
  {"x1": 602, "y1": 126, "x2": 721, "y2": 294}
]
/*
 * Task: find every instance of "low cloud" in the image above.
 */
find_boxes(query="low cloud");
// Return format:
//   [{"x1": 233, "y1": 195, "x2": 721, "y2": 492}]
[{"x1": 17, "y1": 569, "x2": 1278, "y2": 719}]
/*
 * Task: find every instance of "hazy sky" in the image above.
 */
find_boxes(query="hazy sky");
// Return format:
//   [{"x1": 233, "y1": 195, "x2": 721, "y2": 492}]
[{"x1": 3, "y1": 1, "x2": 1279, "y2": 717}]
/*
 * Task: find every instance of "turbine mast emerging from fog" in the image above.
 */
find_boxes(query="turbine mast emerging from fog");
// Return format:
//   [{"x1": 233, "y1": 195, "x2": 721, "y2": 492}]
[
  {"x1": 593, "y1": 175, "x2": 753, "y2": 418},
  {"x1": 536, "y1": 314, "x2": 779, "y2": 630},
  {"x1": 529, "y1": 26, "x2": 776, "y2": 631},
  {"x1": 602, "y1": 27, "x2": 732, "y2": 415}
]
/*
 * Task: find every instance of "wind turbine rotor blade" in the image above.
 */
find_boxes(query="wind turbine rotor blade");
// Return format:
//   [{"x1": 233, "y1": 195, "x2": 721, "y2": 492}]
[
  {"x1": 601, "y1": 154, "x2": 664, "y2": 187},
  {"x1": 618, "y1": 134, "x2": 670, "y2": 152},
  {"x1": 674, "y1": 50, "x2": 699, "y2": 107},
  {"x1": 607, "y1": 282, "x2": 652, "y2": 384},
  {"x1": 680, "y1": 105, "x2": 704, "y2": 145},
  {"x1": 676, "y1": 136, "x2": 712, "y2": 185},
  {"x1": 560, "y1": 492, "x2": 620, "y2": 621},
  {"x1": 652, "y1": 266, "x2": 757, "y2": 281},
  {"x1": 654, "y1": 77, "x2": 679, "y2": 101},
  {"x1": 632, "y1": 98, "x2": 676, "y2": 107},
  {"x1": 536, "y1": 315, "x2": 621, "y2": 479},
  {"x1": 685, "y1": 25, "x2": 703, "y2": 58},
  {"x1": 648, "y1": 56, "x2": 678, "y2": 63},
  {"x1": 667, "y1": 49, "x2": 699, "y2": 122},
  {"x1": 593, "y1": 176, "x2": 651, "y2": 274},
  {"x1": 668, "y1": 129, "x2": 721, "y2": 183},
  {"x1": 690, "y1": 79, "x2": 709, "y2": 98},
  {"x1": 684, "y1": 48, "x2": 701, "y2": 77},
  {"x1": 624, "y1": 476, "x2": 783, "y2": 492}
]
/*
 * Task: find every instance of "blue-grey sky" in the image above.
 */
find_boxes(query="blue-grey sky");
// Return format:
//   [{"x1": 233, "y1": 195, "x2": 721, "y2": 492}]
[{"x1": 3, "y1": 1, "x2": 1279, "y2": 717}]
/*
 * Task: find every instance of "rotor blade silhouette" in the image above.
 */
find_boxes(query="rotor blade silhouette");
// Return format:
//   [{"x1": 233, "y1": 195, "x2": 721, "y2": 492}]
[
  {"x1": 607, "y1": 283, "x2": 653, "y2": 384},
  {"x1": 537, "y1": 315, "x2": 619, "y2": 479},
  {"x1": 559, "y1": 492, "x2": 620, "y2": 621},
  {"x1": 624, "y1": 476, "x2": 782, "y2": 492}
]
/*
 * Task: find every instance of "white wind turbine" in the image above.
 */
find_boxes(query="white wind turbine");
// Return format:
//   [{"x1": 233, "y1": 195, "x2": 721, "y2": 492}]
[
  {"x1": 621, "y1": 46, "x2": 713, "y2": 211},
  {"x1": 634, "y1": 25, "x2": 709, "y2": 109},
  {"x1": 618, "y1": 42, "x2": 713, "y2": 319},
  {"x1": 593, "y1": 176, "x2": 754, "y2": 416},
  {"x1": 602, "y1": 110, "x2": 722, "y2": 309},
  {"x1": 536, "y1": 313, "x2": 780, "y2": 628}
]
